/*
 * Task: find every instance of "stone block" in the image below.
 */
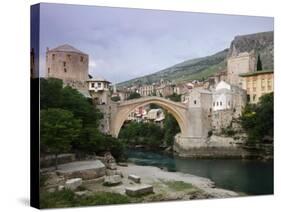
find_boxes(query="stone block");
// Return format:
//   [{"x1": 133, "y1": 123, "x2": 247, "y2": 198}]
[
  {"x1": 106, "y1": 163, "x2": 117, "y2": 170},
  {"x1": 125, "y1": 184, "x2": 153, "y2": 196},
  {"x1": 57, "y1": 160, "x2": 106, "y2": 180},
  {"x1": 103, "y1": 175, "x2": 122, "y2": 186},
  {"x1": 128, "y1": 174, "x2": 141, "y2": 183},
  {"x1": 65, "y1": 178, "x2": 82, "y2": 191}
]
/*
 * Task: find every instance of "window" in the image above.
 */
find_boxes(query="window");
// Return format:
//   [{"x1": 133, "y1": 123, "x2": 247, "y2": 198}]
[
  {"x1": 52, "y1": 54, "x2": 55, "y2": 60},
  {"x1": 228, "y1": 101, "x2": 230, "y2": 106},
  {"x1": 64, "y1": 68, "x2": 67, "y2": 73},
  {"x1": 253, "y1": 94, "x2": 256, "y2": 101},
  {"x1": 217, "y1": 102, "x2": 219, "y2": 106},
  {"x1": 91, "y1": 82, "x2": 95, "y2": 87},
  {"x1": 63, "y1": 61, "x2": 66, "y2": 67},
  {"x1": 48, "y1": 68, "x2": 50, "y2": 73},
  {"x1": 80, "y1": 56, "x2": 84, "y2": 62},
  {"x1": 67, "y1": 54, "x2": 71, "y2": 59},
  {"x1": 98, "y1": 82, "x2": 102, "y2": 88},
  {"x1": 213, "y1": 102, "x2": 215, "y2": 107},
  {"x1": 194, "y1": 100, "x2": 197, "y2": 105},
  {"x1": 220, "y1": 101, "x2": 222, "y2": 106}
]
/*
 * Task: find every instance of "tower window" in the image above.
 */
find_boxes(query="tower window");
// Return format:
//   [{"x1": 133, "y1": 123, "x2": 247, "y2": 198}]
[
  {"x1": 80, "y1": 56, "x2": 84, "y2": 62},
  {"x1": 67, "y1": 54, "x2": 71, "y2": 59},
  {"x1": 63, "y1": 61, "x2": 66, "y2": 67},
  {"x1": 64, "y1": 68, "x2": 67, "y2": 73},
  {"x1": 194, "y1": 100, "x2": 197, "y2": 105},
  {"x1": 52, "y1": 54, "x2": 55, "y2": 60},
  {"x1": 220, "y1": 101, "x2": 222, "y2": 106},
  {"x1": 48, "y1": 68, "x2": 50, "y2": 73}
]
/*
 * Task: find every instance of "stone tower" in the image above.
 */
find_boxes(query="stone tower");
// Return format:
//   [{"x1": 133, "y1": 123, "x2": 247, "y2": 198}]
[
  {"x1": 227, "y1": 51, "x2": 256, "y2": 87},
  {"x1": 46, "y1": 44, "x2": 89, "y2": 89}
]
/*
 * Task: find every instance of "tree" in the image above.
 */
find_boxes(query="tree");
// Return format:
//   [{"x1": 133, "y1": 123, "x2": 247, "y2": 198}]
[
  {"x1": 40, "y1": 108, "x2": 82, "y2": 169},
  {"x1": 40, "y1": 78, "x2": 63, "y2": 109},
  {"x1": 166, "y1": 93, "x2": 181, "y2": 102},
  {"x1": 163, "y1": 113, "x2": 180, "y2": 146},
  {"x1": 111, "y1": 96, "x2": 121, "y2": 102},
  {"x1": 127, "y1": 92, "x2": 141, "y2": 100},
  {"x1": 257, "y1": 54, "x2": 263, "y2": 71},
  {"x1": 240, "y1": 92, "x2": 273, "y2": 142}
]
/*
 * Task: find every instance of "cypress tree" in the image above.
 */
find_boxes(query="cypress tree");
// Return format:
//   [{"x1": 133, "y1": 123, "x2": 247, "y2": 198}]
[{"x1": 257, "y1": 54, "x2": 263, "y2": 71}]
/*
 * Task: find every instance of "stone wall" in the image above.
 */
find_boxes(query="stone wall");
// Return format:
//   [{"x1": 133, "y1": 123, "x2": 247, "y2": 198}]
[{"x1": 46, "y1": 50, "x2": 88, "y2": 82}]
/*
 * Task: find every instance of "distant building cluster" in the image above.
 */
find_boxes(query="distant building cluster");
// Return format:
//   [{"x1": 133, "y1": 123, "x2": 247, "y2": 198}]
[{"x1": 43, "y1": 43, "x2": 274, "y2": 134}]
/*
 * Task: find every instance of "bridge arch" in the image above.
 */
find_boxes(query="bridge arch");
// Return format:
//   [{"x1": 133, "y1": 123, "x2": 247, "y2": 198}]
[{"x1": 110, "y1": 97, "x2": 189, "y2": 138}]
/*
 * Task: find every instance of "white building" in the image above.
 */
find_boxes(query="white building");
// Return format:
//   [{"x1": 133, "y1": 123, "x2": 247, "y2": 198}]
[
  {"x1": 87, "y1": 77, "x2": 111, "y2": 105},
  {"x1": 212, "y1": 81, "x2": 233, "y2": 111}
]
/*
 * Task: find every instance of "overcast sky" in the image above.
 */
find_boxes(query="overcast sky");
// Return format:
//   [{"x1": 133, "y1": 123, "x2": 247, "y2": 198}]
[{"x1": 39, "y1": 3, "x2": 273, "y2": 84}]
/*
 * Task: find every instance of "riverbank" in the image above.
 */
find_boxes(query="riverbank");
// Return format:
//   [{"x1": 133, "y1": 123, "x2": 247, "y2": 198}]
[
  {"x1": 40, "y1": 161, "x2": 241, "y2": 208},
  {"x1": 117, "y1": 163, "x2": 240, "y2": 199},
  {"x1": 82, "y1": 163, "x2": 240, "y2": 199}
]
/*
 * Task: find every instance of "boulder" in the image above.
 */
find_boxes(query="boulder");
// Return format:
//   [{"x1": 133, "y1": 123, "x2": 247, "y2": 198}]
[
  {"x1": 65, "y1": 178, "x2": 82, "y2": 191},
  {"x1": 128, "y1": 174, "x2": 141, "y2": 183},
  {"x1": 57, "y1": 160, "x2": 106, "y2": 180},
  {"x1": 106, "y1": 162, "x2": 117, "y2": 170},
  {"x1": 117, "y1": 162, "x2": 128, "y2": 167},
  {"x1": 125, "y1": 184, "x2": 153, "y2": 197},
  {"x1": 43, "y1": 172, "x2": 65, "y2": 188},
  {"x1": 106, "y1": 169, "x2": 123, "y2": 177},
  {"x1": 58, "y1": 185, "x2": 65, "y2": 191},
  {"x1": 103, "y1": 175, "x2": 122, "y2": 186}
]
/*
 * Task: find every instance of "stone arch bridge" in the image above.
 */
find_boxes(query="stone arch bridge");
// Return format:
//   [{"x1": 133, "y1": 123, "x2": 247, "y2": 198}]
[{"x1": 98, "y1": 96, "x2": 212, "y2": 151}]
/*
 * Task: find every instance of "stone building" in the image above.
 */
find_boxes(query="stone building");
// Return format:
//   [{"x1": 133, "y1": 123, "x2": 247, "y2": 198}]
[
  {"x1": 211, "y1": 81, "x2": 247, "y2": 133},
  {"x1": 227, "y1": 51, "x2": 256, "y2": 87},
  {"x1": 139, "y1": 84, "x2": 156, "y2": 96},
  {"x1": 87, "y1": 77, "x2": 111, "y2": 105},
  {"x1": 46, "y1": 44, "x2": 89, "y2": 90},
  {"x1": 239, "y1": 70, "x2": 274, "y2": 104}
]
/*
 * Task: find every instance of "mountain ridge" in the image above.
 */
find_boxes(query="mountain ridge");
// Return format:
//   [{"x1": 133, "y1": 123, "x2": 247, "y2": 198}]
[{"x1": 117, "y1": 31, "x2": 273, "y2": 87}]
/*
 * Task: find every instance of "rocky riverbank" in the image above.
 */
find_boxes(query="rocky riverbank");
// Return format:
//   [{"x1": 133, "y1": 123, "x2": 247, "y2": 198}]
[{"x1": 41, "y1": 159, "x2": 240, "y2": 207}]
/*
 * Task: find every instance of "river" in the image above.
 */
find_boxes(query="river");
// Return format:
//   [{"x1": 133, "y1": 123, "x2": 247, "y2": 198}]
[{"x1": 127, "y1": 149, "x2": 273, "y2": 195}]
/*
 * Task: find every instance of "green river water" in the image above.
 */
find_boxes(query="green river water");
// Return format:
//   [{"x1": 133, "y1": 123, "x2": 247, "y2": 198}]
[{"x1": 127, "y1": 149, "x2": 273, "y2": 195}]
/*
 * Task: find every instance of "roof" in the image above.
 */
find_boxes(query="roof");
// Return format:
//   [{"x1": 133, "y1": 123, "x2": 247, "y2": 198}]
[
  {"x1": 87, "y1": 76, "x2": 111, "y2": 83},
  {"x1": 239, "y1": 70, "x2": 273, "y2": 77},
  {"x1": 48, "y1": 44, "x2": 87, "y2": 55}
]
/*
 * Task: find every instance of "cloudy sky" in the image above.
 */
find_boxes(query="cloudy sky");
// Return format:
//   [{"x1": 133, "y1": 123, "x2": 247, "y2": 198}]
[{"x1": 39, "y1": 3, "x2": 273, "y2": 84}]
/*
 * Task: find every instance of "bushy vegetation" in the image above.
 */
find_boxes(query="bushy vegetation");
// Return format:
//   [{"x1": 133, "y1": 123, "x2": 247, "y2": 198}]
[
  {"x1": 127, "y1": 92, "x2": 141, "y2": 100},
  {"x1": 40, "y1": 190, "x2": 131, "y2": 208},
  {"x1": 163, "y1": 181, "x2": 194, "y2": 192},
  {"x1": 119, "y1": 111, "x2": 180, "y2": 148},
  {"x1": 40, "y1": 78, "x2": 125, "y2": 161},
  {"x1": 119, "y1": 122, "x2": 164, "y2": 148},
  {"x1": 240, "y1": 92, "x2": 273, "y2": 142},
  {"x1": 166, "y1": 93, "x2": 181, "y2": 102}
]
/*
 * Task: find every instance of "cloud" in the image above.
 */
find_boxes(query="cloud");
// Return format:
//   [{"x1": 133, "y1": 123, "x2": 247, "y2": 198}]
[{"x1": 38, "y1": 3, "x2": 274, "y2": 83}]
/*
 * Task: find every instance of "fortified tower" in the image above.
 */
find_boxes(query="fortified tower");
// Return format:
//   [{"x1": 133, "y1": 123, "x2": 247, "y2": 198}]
[
  {"x1": 227, "y1": 51, "x2": 256, "y2": 87},
  {"x1": 46, "y1": 44, "x2": 89, "y2": 90}
]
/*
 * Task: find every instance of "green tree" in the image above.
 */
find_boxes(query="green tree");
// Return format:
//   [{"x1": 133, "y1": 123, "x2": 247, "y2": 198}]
[
  {"x1": 40, "y1": 108, "x2": 82, "y2": 169},
  {"x1": 127, "y1": 92, "x2": 141, "y2": 100},
  {"x1": 163, "y1": 113, "x2": 180, "y2": 146},
  {"x1": 240, "y1": 92, "x2": 273, "y2": 142},
  {"x1": 257, "y1": 54, "x2": 263, "y2": 71},
  {"x1": 166, "y1": 93, "x2": 181, "y2": 102},
  {"x1": 40, "y1": 78, "x2": 63, "y2": 109},
  {"x1": 111, "y1": 96, "x2": 121, "y2": 102}
]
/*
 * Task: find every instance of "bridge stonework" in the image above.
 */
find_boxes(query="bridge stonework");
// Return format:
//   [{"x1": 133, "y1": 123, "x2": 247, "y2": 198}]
[{"x1": 98, "y1": 96, "x2": 212, "y2": 153}]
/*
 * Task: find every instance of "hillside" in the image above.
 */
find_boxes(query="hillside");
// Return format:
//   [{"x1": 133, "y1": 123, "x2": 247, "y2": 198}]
[{"x1": 117, "y1": 31, "x2": 273, "y2": 87}]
